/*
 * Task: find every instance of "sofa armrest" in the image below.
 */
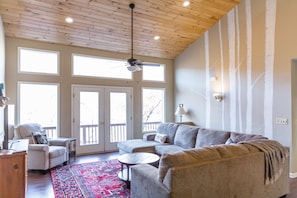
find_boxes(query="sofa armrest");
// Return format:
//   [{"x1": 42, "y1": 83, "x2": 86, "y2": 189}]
[
  {"x1": 143, "y1": 132, "x2": 157, "y2": 141},
  {"x1": 131, "y1": 164, "x2": 170, "y2": 198}
]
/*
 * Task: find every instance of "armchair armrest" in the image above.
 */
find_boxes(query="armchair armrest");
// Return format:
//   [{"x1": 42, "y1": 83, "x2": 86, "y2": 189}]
[
  {"x1": 28, "y1": 144, "x2": 49, "y2": 152},
  {"x1": 48, "y1": 138, "x2": 69, "y2": 147},
  {"x1": 131, "y1": 164, "x2": 170, "y2": 198},
  {"x1": 143, "y1": 132, "x2": 157, "y2": 141}
]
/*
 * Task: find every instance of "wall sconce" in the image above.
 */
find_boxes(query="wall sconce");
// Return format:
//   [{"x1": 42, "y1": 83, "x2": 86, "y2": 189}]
[
  {"x1": 213, "y1": 93, "x2": 223, "y2": 102},
  {"x1": 175, "y1": 104, "x2": 186, "y2": 122}
]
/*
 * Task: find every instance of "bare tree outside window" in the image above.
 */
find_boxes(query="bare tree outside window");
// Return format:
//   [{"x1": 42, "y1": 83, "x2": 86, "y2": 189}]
[{"x1": 142, "y1": 88, "x2": 164, "y2": 132}]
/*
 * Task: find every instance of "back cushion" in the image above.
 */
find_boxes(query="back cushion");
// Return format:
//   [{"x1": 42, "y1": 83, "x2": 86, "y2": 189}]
[
  {"x1": 158, "y1": 144, "x2": 257, "y2": 182},
  {"x1": 195, "y1": 128, "x2": 230, "y2": 148},
  {"x1": 156, "y1": 123, "x2": 179, "y2": 144},
  {"x1": 158, "y1": 147, "x2": 221, "y2": 182},
  {"x1": 227, "y1": 132, "x2": 267, "y2": 143},
  {"x1": 17, "y1": 123, "x2": 42, "y2": 138},
  {"x1": 174, "y1": 125, "x2": 199, "y2": 149}
]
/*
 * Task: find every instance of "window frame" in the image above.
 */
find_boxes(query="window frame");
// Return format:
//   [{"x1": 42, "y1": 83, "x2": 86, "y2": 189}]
[{"x1": 18, "y1": 47, "x2": 60, "y2": 75}]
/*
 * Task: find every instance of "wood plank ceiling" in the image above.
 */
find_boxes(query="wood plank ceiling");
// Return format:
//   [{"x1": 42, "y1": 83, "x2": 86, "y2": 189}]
[{"x1": 0, "y1": 0, "x2": 240, "y2": 59}]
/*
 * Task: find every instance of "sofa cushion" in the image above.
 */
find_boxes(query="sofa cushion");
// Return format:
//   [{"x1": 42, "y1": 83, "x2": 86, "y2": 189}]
[
  {"x1": 49, "y1": 146, "x2": 66, "y2": 158},
  {"x1": 158, "y1": 144, "x2": 259, "y2": 182},
  {"x1": 195, "y1": 128, "x2": 230, "y2": 148},
  {"x1": 174, "y1": 125, "x2": 199, "y2": 149},
  {"x1": 118, "y1": 139, "x2": 162, "y2": 153},
  {"x1": 156, "y1": 123, "x2": 179, "y2": 144},
  {"x1": 158, "y1": 147, "x2": 221, "y2": 181},
  {"x1": 227, "y1": 132, "x2": 267, "y2": 143},
  {"x1": 155, "y1": 144, "x2": 184, "y2": 155}
]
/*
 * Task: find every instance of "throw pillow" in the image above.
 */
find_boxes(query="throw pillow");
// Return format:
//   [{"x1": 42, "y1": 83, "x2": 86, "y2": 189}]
[
  {"x1": 154, "y1": 133, "x2": 168, "y2": 143},
  {"x1": 32, "y1": 130, "x2": 48, "y2": 144}
]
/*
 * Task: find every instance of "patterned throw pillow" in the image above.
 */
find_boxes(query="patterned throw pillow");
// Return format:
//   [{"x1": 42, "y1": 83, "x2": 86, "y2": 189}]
[
  {"x1": 32, "y1": 130, "x2": 48, "y2": 144},
  {"x1": 154, "y1": 133, "x2": 168, "y2": 143}
]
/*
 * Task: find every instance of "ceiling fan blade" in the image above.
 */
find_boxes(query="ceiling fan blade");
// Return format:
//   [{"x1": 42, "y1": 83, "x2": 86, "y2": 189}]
[{"x1": 142, "y1": 62, "x2": 161, "y2": 67}]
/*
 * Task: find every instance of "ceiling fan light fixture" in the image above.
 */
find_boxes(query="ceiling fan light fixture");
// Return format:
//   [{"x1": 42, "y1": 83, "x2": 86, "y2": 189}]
[{"x1": 127, "y1": 65, "x2": 141, "y2": 72}]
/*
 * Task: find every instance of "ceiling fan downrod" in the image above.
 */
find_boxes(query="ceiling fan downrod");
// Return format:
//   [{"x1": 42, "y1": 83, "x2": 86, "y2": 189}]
[{"x1": 129, "y1": 3, "x2": 135, "y2": 60}]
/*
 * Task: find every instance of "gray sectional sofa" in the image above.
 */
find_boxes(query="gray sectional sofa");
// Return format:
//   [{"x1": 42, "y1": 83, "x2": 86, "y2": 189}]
[{"x1": 117, "y1": 122, "x2": 290, "y2": 198}]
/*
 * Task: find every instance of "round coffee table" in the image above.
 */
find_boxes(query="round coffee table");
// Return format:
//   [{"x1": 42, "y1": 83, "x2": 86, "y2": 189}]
[{"x1": 118, "y1": 152, "x2": 160, "y2": 187}]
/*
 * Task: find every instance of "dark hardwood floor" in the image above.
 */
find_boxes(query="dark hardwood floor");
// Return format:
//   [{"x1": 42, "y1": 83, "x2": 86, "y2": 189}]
[{"x1": 27, "y1": 152, "x2": 297, "y2": 198}]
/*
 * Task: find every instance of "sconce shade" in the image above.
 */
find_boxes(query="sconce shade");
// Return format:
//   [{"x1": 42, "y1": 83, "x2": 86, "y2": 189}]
[{"x1": 213, "y1": 93, "x2": 223, "y2": 102}]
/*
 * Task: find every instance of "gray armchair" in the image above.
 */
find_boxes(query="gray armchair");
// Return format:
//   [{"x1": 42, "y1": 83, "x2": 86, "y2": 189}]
[{"x1": 13, "y1": 123, "x2": 69, "y2": 171}]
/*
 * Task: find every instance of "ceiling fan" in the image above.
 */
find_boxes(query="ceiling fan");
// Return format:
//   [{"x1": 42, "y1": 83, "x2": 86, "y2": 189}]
[{"x1": 126, "y1": 3, "x2": 160, "y2": 72}]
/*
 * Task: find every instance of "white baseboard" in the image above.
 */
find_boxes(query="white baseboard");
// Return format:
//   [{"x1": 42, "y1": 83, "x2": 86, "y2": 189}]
[{"x1": 290, "y1": 172, "x2": 297, "y2": 178}]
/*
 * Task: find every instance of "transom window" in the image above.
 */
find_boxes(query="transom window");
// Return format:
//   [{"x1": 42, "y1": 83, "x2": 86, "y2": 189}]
[
  {"x1": 142, "y1": 64, "x2": 165, "y2": 82},
  {"x1": 18, "y1": 47, "x2": 59, "y2": 75},
  {"x1": 72, "y1": 54, "x2": 132, "y2": 79}
]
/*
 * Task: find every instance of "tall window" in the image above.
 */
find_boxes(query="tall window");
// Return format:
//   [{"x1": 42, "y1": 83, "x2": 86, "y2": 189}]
[
  {"x1": 72, "y1": 54, "x2": 132, "y2": 79},
  {"x1": 18, "y1": 47, "x2": 59, "y2": 75},
  {"x1": 19, "y1": 82, "x2": 59, "y2": 138},
  {"x1": 142, "y1": 88, "x2": 165, "y2": 132},
  {"x1": 142, "y1": 64, "x2": 165, "y2": 81}
]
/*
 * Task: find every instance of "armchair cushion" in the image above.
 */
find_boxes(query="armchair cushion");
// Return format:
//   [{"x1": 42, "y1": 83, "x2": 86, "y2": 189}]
[{"x1": 14, "y1": 123, "x2": 42, "y2": 144}]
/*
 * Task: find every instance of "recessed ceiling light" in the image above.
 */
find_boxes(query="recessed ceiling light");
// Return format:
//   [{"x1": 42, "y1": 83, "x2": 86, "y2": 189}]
[
  {"x1": 65, "y1": 17, "x2": 74, "y2": 23},
  {"x1": 154, "y1": 35, "x2": 160, "y2": 40},
  {"x1": 183, "y1": 1, "x2": 190, "y2": 7}
]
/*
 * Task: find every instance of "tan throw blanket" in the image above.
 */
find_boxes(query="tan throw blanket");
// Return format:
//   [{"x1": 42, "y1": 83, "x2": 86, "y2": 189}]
[{"x1": 239, "y1": 139, "x2": 289, "y2": 185}]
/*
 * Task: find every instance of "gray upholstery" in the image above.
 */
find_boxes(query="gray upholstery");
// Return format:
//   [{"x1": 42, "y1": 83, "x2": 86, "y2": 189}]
[
  {"x1": 131, "y1": 144, "x2": 290, "y2": 198},
  {"x1": 155, "y1": 144, "x2": 184, "y2": 155},
  {"x1": 228, "y1": 132, "x2": 268, "y2": 143},
  {"x1": 195, "y1": 128, "x2": 230, "y2": 147},
  {"x1": 173, "y1": 125, "x2": 198, "y2": 149},
  {"x1": 117, "y1": 139, "x2": 162, "y2": 154},
  {"x1": 118, "y1": 122, "x2": 289, "y2": 198},
  {"x1": 156, "y1": 122, "x2": 179, "y2": 144}
]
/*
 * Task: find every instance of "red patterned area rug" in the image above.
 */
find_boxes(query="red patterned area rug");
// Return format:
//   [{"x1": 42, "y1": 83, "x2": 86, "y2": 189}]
[{"x1": 50, "y1": 159, "x2": 130, "y2": 198}]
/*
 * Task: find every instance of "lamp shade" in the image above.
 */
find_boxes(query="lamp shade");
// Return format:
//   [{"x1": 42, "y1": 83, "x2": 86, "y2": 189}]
[{"x1": 175, "y1": 104, "x2": 186, "y2": 115}]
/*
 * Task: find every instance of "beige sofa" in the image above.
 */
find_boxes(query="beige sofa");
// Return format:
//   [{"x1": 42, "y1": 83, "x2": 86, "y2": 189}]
[{"x1": 118, "y1": 122, "x2": 290, "y2": 198}]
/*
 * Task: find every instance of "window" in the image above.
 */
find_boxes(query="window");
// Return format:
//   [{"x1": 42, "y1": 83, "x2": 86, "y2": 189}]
[
  {"x1": 142, "y1": 64, "x2": 165, "y2": 81},
  {"x1": 18, "y1": 47, "x2": 59, "y2": 75},
  {"x1": 19, "y1": 82, "x2": 59, "y2": 138},
  {"x1": 72, "y1": 54, "x2": 132, "y2": 79},
  {"x1": 142, "y1": 88, "x2": 165, "y2": 132}
]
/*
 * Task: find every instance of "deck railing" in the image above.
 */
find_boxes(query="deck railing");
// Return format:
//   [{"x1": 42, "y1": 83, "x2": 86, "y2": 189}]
[{"x1": 43, "y1": 121, "x2": 161, "y2": 144}]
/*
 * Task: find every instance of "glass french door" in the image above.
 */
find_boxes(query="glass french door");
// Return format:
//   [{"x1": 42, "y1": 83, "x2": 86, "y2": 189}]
[{"x1": 72, "y1": 85, "x2": 133, "y2": 155}]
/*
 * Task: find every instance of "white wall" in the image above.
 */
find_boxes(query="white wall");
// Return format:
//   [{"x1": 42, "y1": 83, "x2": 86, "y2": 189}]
[{"x1": 175, "y1": 0, "x2": 297, "y2": 174}]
